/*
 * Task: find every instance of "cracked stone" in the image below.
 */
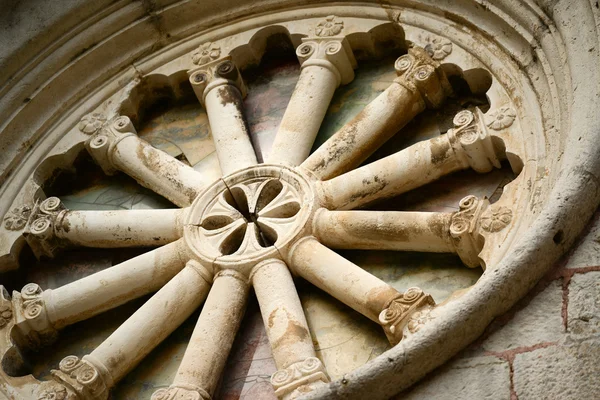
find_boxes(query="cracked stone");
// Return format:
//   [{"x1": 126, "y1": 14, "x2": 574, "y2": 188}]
[
  {"x1": 401, "y1": 355, "x2": 510, "y2": 399},
  {"x1": 482, "y1": 280, "x2": 563, "y2": 352},
  {"x1": 513, "y1": 338, "x2": 600, "y2": 399}
]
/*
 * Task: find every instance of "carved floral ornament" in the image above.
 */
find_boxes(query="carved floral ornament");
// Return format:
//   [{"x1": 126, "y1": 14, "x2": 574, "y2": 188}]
[
  {"x1": 424, "y1": 36, "x2": 453, "y2": 60},
  {"x1": 315, "y1": 15, "x2": 344, "y2": 37},
  {"x1": 191, "y1": 42, "x2": 221, "y2": 65},
  {"x1": 0, "y1": 11, "x2": 534, "y2": 400}
]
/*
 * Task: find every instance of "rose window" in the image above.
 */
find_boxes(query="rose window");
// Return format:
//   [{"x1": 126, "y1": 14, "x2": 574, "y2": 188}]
[{"x1": 0, "y1": 3, "x2": 582, "y2": 399}]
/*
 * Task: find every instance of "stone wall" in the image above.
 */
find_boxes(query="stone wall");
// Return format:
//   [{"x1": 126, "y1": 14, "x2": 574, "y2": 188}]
[{"x1": 402, "y1": 210, "x2": 600, "y2": 399}]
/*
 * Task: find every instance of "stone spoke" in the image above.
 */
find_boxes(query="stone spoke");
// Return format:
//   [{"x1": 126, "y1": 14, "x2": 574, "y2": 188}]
[
  {"x1": 251, "y1": 259, "x2": 329, "y2": 399},
  {"x1": 301, "y1": 47, "x2": 451, "y2": 180},
  {"x1": 268, "y1": 37, "x2": 356, "y2": 166},
  {"x1": 49, "y1": 260, "x2": 212, "y2": 399},
  {"x1": 318, "y1": 108, "x2": 504, "y2": 210},
  {"x1": 11, "y1": 240, "x2": 188, "y2": 349},
  {"x1": 313, "y1": 208, "x2": 455, "y2": 253},
  {"x1": 190, "y1": 58, "x2": 258, "y2": 175},
  {"x1": 285, "y1": 237, "x2": 435, "y2": 345},
  {"x1": 86, "y1": 116, "x2": 213, "y2": 208},
  {"x1": 153, "y1": 270, "x2": 249, "y2": 400},
  {"x1": 23, "y1": 197, "x2": 184, "y2": 258},
  {"x1": 286, "y1": 236, "x2": 400, "y2": 323}
]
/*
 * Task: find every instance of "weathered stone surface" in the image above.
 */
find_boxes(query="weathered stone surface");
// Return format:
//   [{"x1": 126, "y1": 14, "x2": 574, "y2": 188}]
[
  {"x1": 402, "y1": 355, "x2": 510, "y2": 400},
  {"x1": 567, "y1": 271, "x2": 600, "y2": 338},
  {"x1": 565, "y1": 213, "x2": 600, "y2": 269},
  {"x1": 482, "y1": 280, "x2": 563, "y2": 352},
  {"x1": 513, "y1": 339, "x2": 600, "y2": 400}
]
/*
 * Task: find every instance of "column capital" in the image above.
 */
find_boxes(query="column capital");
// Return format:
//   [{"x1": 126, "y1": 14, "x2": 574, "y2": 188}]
[
  {"x1": 378, "y1": 287, "x2": 435, "y2": 346},
  {"x1": 188, "y1": 56, "x2": 246, "y2": 106},
  {"x1": 447, "y1": 108, "x2": 504, "y2": 173},
  {"x1": 450, "y1": 195, "x2": 514, "y2": 268},
  {"x1": 83, "y1": 114, "x2": 137, "y2": 175},
  {"x1": 51, "y1": 355, "x2": 111, "y2": 400},
  {"x1": 271, "y1": 357, "x2": 329, "y2": 399},
  {"x1": 11, "y1": 283, "x2": 57, "y2": 349},
  {"x1": 394, "y1": 46, "x2": 451, "y2": 108},
  {"x1": 296, "y1": 37, "x2": 357, "y2": 86},
  {"x1": 23, "y1": 197, "x2": 68, "y2": 259}
]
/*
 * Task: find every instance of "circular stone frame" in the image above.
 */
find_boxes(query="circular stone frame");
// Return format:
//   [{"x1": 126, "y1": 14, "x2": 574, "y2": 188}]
[{"x1": 0, "y1": 1, "x2": 598, "y2": 399}]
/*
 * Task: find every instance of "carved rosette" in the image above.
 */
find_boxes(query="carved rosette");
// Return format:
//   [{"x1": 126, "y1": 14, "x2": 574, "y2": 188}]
[
  {"x1": 11, "y1": 283, "x2": 56, "y2": 348},
  {"x1": 407, "y1": 307, "x2": 435, "y2": 334},
  {"x1": 36, "y1": 381, "x2": 73, "y2": 400},
  {"x1": 151, "y1": 385, "x2": 210, "y2": 400},
  {"x1": 51, "y1": 355, "x2": 110, "y2": 400},
  {"x1": 78, "y1": 113, "x2": 107, "y2": 135},
  {"x1": 480, "y1": 205, "x2": 513, "y2": 232},
  {"x1": 379, "y1": 287, "x2": 435, "y2": 345},
  {"x1": 188, "y1": 56, "x2": 246, "y2": 105},
  {"x1": 424, "y1": 36, "x2": 452, "y2": 60},
  {"x1": 449, "y1": 195, "x2": 489, "y2": 268},
  {"x1": 191, "y1": 42, "x2": 221, "y2": 66},
  {"x1": 447, "y1": 108, "x2": 503, "y2": 173},
  {"x1": 485, "y1": 106, "x2": 516, "y2": 130},
  {"x1": 314, "y1": 15, "x2": 343, "y2": 37},
  {"x1": 0, "y1": 286, "x2": 12, "y2": 329},
  {"x1": 271, "y1": 357, "x2": 329, "y2": 399},
  {"x1": 394, "y1": 46, "x2": 451, "y2": 108},
  {"x1": 2, "y1": 205, "x2": 32, "y2": 231},
  {"x1": 23, "y1": 197, "x2": 68, "y2": 259},
  {"x1": 295, "y1": 37, "x2": 357, "y2": 86}
]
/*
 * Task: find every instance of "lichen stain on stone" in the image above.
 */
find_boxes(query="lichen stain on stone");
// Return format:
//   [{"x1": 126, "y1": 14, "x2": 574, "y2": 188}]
[
  {"x1": 347, "y1": 175, "x2": 388, "y2": 206},
  {"x1": 269, "y1": 307, "x2": 310, "y2": 349},
  {"x1": 217, "y1": 86, "x2": 243, "y2": 114}
]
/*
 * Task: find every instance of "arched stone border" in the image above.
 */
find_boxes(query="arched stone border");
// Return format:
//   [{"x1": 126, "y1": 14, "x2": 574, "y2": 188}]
[{"x1": 0, "y1": 1, "x2": 597, "y2": 399}]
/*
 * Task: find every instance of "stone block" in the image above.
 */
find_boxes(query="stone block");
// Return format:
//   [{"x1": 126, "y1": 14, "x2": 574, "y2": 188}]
[
  {"x1": 567, "y1": 271, "x2": 600, "y2": 338},
  {"x1": 513, "y1": 338, "x2": 600, "y2": 399},
  {"x1": 483, "y1": 280, "x2": 563, "y2": 352},
  {"x1": 402, "y1": 355, "x2": 510, "y2": 400},
  {"x1": 565, "y1": 213, "x2": 600, "y2": 269}
]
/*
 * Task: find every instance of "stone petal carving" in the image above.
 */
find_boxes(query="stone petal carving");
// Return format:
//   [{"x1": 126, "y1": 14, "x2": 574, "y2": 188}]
[
  {"x1": 315, "y1": 15, "x2": 343, "y2": 37},
  {"x1": 78, "y1": 113, "x2": 107, "y2": 135},
  {"x1": 36, "y1": 382, "x2": 70, "y2": 400},
  {"x1": 191, "y1": 42, "x2": 221, "y2": 65},
  {"x1": 480, "y1": 205, "x2": 513, "y2": 232},
  {"x1": 424, "y1": 36, "x2": 452, "y2": 60},
  {"x1": 485, "y1": 106, "x2": 516, "y2": 130},
  {"x1": 2, "y1": 205, "x2": 31, "y2": 231}
]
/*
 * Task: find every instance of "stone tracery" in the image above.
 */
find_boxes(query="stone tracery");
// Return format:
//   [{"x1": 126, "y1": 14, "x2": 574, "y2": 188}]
[{"x1": 0, "y1": 12, "x2": 525, "y2": 400}]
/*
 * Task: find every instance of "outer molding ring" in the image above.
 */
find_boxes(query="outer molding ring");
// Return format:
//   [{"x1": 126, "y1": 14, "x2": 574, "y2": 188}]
[{"x1": 0, "y1": 1, "x2": 598, "y2": 399}]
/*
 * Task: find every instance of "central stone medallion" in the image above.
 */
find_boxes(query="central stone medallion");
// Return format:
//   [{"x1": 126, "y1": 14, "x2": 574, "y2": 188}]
[{"x1": 184, "y1": 165, "x2": 315, "y2": 270}]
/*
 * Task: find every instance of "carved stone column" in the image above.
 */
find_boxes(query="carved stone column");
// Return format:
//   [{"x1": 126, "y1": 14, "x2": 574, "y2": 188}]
[
  {"x1": 251, "y1": 259, "x2": 329, "y2": 399},
  {"x1": 153, "y1": 270, "x2": 249, "y2": 399},
  {"x1": 23, "y1": 196, "x2": 183, "y2": 259},
  {"x1": 189, "y1": 54, "x2": 257, "y2": 175},
  {"x1": 10, "y1": 240, "x2": 187, "y2": 349},
  {"x1": 269, "y1": 17, "x2": 356, "y2": 166},
  {"x1": 319, "y1": 108, "x2": 506, "y2": 210},
  {"x1": 50, "y1": 260, "x2": 212, "y2": 400},
  {"x1": 84, "y1": 115, "x2": 207, "y2": 207},
  {"x1": 302, "y1": 46, "x2": 452, "y2": 179}
]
